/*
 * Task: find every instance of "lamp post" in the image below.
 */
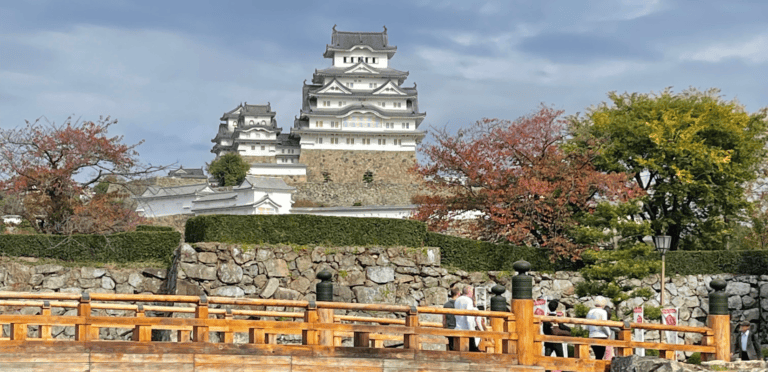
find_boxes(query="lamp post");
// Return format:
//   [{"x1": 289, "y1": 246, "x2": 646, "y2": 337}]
[{"x1": 653, "y1": 235, "x2": 671, "y2": 343}]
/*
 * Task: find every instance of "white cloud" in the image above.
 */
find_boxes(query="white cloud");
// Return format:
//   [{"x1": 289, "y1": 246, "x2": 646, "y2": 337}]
[
  {"x1": 589, "y1": 0, "x2": 665, "y2": 22},
  {"x1": 0, "y1": 24, "x2": 308, "y2": 166},
  {"x1": 414, "y1": 46, "x2": 650, "y2": 85},
  {"x1": 682, "y1": 34, "x2": 768, "y2": 64}
]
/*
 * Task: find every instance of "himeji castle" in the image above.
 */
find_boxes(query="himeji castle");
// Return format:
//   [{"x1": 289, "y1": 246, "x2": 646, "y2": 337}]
[{"x1": 211, "y1": 26, "x2": 426, "y2": 185}]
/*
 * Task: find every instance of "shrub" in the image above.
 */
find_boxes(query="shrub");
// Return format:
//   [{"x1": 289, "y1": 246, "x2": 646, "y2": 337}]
[
  {"x1": 0, "y1": 231, "x2": 180, "y2": 264},
  {"x1": 687, "y1": 352, "x2": 701, "y2": 365},
  {"x1": 426, "y1": 232, "x2": 582, "y2": 273},
  {"x1": 579, "y1": 243, "x2": 660, "y2": 281},
  {"x1": 136, "y1": 225, "x2": 174, "y2": 232},
  {"x1": 666, "y1": 250, "x2": 768, "y2": 276},
  {"x1": 645, "y1": 349, "x2": 659, "y2": 356},
  {"x1": 629, "y1": 287, "x2": 654, "y2": 299},
  {"x1": 575, "y1": 281, "x2": 629, "y2": 304},
  {"x1": 186, "y1": 214, "x2": 426, "y2": 247},
  {"x1": 644, "y1": 305, "x2": 661, "y2": 321},
  {"x1": 570, "y1": 325, "x2": 589, "y2": 338},
  {"x1": 574, "y1": 304, "x2": 590, "y2": 318}
]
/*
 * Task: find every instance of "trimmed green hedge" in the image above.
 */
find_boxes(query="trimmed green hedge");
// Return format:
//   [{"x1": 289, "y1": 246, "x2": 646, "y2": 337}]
[
  {"x1": 185, "y1": 214, "x2": 426, "y2": 247},
  {"x1": 136, "y1": 225, "x2": 175, "y2": 232},
  {"x1": 183, "y1": 214, "x2": 768, "y2": 275},
  {"x1": 426, "y1": 232, "x2": 582, "y2": 272},
  {"x1": 666, "y1": 250, "x2": 768, "y2": 276},
  {"x1": 0, "y1": 231, "x2": 181, "y2": 264}
]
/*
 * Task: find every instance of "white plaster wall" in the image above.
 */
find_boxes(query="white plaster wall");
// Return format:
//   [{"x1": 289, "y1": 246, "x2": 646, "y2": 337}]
[
  {"x1": 299, "y1": 133, "x2": 417, "y2": 151},
  {"x1": 249, "y1": 165, "x2": 306, "y2": 176},
  {"x1": 333, "y1": 50, "x2": 388, "y2": 68},
  {"x1": 135, "y1": 195, "x2": 196, "y2": 217}
]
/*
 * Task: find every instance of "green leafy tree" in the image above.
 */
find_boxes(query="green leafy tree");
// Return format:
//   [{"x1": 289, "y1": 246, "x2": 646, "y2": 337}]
[
  {"x1": 570, "y1": 88, "x2": 768, "y2": 250},
  {"x1": 208, "y1": 153, "x2": 249, "y2": 186}
]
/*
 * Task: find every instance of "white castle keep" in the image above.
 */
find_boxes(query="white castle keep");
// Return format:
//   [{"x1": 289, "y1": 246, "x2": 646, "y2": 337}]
[{"x1": 211, "y1": 26, "x2": 426, "y2": 184}]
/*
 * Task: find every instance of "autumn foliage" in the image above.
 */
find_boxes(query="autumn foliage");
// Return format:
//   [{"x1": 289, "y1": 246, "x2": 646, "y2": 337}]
[
  {"x1": 413, "y1": 106, "x2": 638, "y2": 261},
  {"x1": 0, "y1": 117, "x2": 161, "y2": 235}
]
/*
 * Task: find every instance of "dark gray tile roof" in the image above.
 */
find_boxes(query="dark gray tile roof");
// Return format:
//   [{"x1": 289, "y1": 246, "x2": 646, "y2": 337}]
[
  {"x1": 314, "y1": 64, "x2": 408, "y2": 77},
  {"x1": 323, "y1": 27, "x2": 396, "y2": 58},
  {"x1": 194, "y1": 192, "x2": 237, "y2": 202},
  {"x1": 139, "y1": 183, "x2": 211, "y2": 198},
  {"x1": 168, "y1": 167, "x2": 206, "y2": 178},
  {"x1": 241, "y1": 176, "x2": 296, "y2": 191},
  {"x1": 242, "y1": 103, "x2": 275, "y2": 117},
  {"x1": 299, "y1": 102, "x2": 426, "y2": 121},
  {"x1": 220, "y1": 103, "x2": 275, "y2": 121}
]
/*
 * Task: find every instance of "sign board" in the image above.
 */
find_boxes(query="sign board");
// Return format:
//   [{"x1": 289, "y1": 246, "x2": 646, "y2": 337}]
[
  {"x1": 633, "y1": 307, "x2": 644, "y2": 356},
  {"x1": 534, "y1": 299, "x2": 547, "y2": 316},
  {"x1": 662, "y1": 307, "x2": 679, "y2": 360}
]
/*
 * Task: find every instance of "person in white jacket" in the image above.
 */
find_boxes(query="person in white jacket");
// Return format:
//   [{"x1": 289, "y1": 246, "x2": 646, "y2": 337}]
[
  {"x1": 586, "y1": 296, "x2": 611, "y2": 359},
  {"x1": 454, "y1": 285, "x2": 478, "y2": 351}
]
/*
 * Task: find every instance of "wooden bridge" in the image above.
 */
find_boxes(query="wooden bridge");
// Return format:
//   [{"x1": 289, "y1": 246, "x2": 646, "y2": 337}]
[{"x1": 0, "y1": 265, "x2": 732, "y2": 372}]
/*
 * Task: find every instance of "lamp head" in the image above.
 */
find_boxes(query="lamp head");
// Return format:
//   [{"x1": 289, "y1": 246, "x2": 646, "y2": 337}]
[{"x1": 653, "y1": 235, "x2": 671, "y2": 255}]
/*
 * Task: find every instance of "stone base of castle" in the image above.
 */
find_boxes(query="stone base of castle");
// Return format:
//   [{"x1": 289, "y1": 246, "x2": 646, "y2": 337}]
[{"x1": 299, "y1": 149, "x2": 418, "y2": 184}]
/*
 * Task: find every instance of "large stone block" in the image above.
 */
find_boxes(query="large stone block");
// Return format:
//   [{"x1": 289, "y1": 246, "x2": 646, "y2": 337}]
[
  {"x1": 366, "y1": 266, "x2": 395, "y2": 284},
  {"x1": 265, "y1": 259, "x2": 290, "y2": 278},
  {"x1": 211, "y1": 286, "x2": 244, "y2": 297},
  {"x1": 217, "y1": 262, "x2": 243, "y2": 284},
  {"x1": 180, "y1": 263, "x2": 217, "y2": 281},
  {"x1": 726, "y1": 281, "x2": 751, "y2": 296}
]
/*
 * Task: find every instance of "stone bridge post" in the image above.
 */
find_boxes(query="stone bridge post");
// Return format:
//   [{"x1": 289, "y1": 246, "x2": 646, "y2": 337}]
[
  {"x1": 512, "y1": 261, "x2": 535, "y2": 365},
  {"x1": 707, "y1": 278, "x2": 731, "y2": 361},
  {"x1": 490, "y1": 284, "x2": 508, "y2": 354},
  {"x1": 315, "y1": 270, "x2": 335, "y2": 346}
]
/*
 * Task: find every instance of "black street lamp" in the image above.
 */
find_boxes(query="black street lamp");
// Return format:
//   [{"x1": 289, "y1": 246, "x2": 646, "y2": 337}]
[{"x1": 653, "y1": 235, "x2": 671, "y2": 342}]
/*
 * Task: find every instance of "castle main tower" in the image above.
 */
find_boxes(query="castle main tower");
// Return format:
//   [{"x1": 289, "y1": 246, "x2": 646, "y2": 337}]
[{"x1": 292, "y1": 26, "x2": 426, "y2": 184}]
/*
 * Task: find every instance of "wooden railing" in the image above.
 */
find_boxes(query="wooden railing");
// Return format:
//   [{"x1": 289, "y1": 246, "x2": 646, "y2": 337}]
[
  {"x1": 0, "y1": 290, "x2": 731, "y2": 372},
  {"x1": 0, "y1": 292, "x2": 512, "y2": 352}
]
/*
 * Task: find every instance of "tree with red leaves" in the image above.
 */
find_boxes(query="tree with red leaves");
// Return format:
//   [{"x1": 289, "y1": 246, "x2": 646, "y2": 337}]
[
  {"x1": 413, "y1": 106, "x2": 639, "y2": 261},
  {"x1": 0, "y1": 116, "x2": 164, "y2": 234}
]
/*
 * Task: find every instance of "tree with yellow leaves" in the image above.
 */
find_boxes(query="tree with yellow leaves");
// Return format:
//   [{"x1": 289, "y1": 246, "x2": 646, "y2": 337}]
[{"x1": 570, "y1": 88, "x2": 768, "y2": 250}]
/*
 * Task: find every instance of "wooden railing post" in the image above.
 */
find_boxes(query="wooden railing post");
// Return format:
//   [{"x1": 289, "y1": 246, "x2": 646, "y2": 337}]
[
  {"x1": 316, "y1": 270, "x2": 334, "y2": 346},
  {"x1": 490, "y1": 285, "x2": 508, "y2": 354},
  {"x1": 222, "y1": 308, "x2": 234, "y2": 343},
  {"x1": 303, "y1": 301, "x2": 319, "y2": 345},
  {"x1": 615, "y1": 321, "x2": 633, "y2": 357},
  {"x1": 707, "y1": 279, "x2": 730, "y2": 362},
  {"x1": 132, "y1": 305, "x2": 151, "y2": 342},
  {"x1": 193, "y1": 295, "x2": 209, "y2": 343},
  {"x1": 39, "y1": 301, "x2": 51, "y2": 340},
  {"x1": 75, "y1": 293, "x2": 91, "y2": 342},
  {"x1": 404, "y1": 306, "x2": 420, "y2": 350},
  {"x1": 512, "y1": 261, "x2": 535, "y2": 366}
]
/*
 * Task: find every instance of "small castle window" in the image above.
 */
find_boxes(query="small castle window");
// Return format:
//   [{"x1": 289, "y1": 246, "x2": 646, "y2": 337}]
[{"x1": 249, "y1": 120, "x2": 254, "y2": 125}]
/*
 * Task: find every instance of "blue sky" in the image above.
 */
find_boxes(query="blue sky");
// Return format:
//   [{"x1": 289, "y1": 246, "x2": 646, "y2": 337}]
[{"x1": 2, "y1": 0, "x2": 767, "y2": 171}]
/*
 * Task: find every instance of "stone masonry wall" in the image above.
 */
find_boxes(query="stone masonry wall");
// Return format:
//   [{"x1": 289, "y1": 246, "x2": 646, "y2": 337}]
[
  {"x1": 299, "y1": 149, "x2": 418, "y2": 184},
  {"x1": 2, "y1": 245, "x2": 767, "y2": 355},
  {"x1": 292, "y1": 182, "x2": 420, "y2": 207}
]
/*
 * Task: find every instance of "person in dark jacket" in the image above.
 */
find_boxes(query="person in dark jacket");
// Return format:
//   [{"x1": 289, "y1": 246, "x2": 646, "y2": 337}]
[
  {"x1": 732, "y1": 320, "x2": 761, "y2": 360},
  {"x1": 543, "y1": 299, "x2": 571, "y2": 357},
  {"x1": 443, "y1": 285, "x2": 461, "y2": 351}
]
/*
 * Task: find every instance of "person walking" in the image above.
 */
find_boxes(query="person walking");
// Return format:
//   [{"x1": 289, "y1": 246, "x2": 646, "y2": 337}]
[
  {"x1": 454, "y1": 285, "x2": 478, "y2": 351},
  {"x1": 732, "y1": 320, "x2": 761, "y2": 361},
  {"x1": 443, "y1": 285, "x2": 461, "y2": 351},
  {"x1": 543, "y1": 299, "x2": 570, "y2": 358},
  {"x1": 586, "y1": 296, "x2": 611, "y2": 360}
]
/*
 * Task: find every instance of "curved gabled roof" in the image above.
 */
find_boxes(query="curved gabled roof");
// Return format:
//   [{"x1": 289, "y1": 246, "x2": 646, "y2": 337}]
[
  {"x1": 312, "y1": 62, "x2": 408, "y2": 84},
  {"x1": 323, "y1": 26, "x2": 397, "y2": 58}
]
